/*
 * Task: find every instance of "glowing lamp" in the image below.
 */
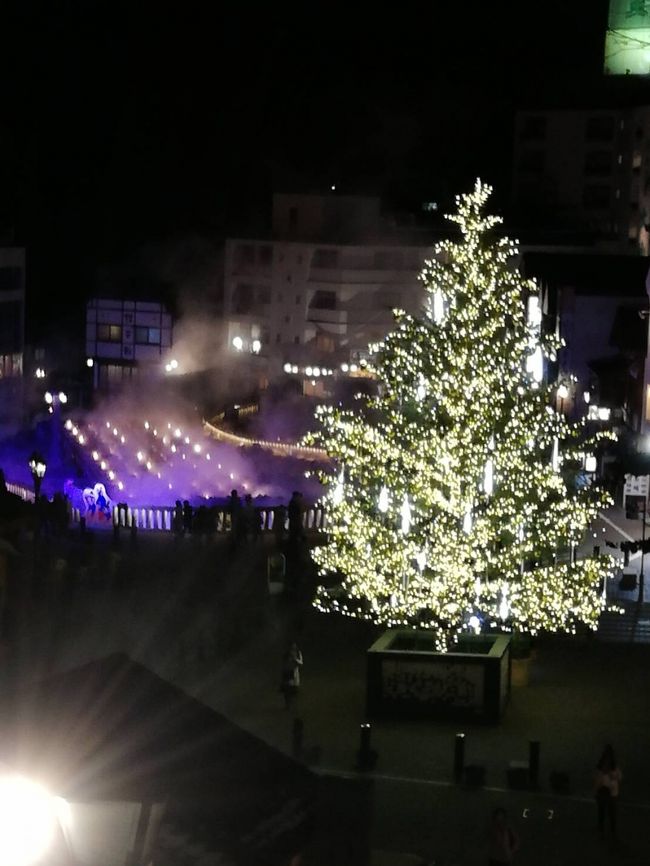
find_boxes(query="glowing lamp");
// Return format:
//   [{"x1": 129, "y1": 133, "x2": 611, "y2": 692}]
[
  {"x1": 557, "y1": 383, "x2": 569, "y2": 400},
  {"x1": 341, "y1": 363, "x2": 349, "y2": 372},
  {"x1": 170, "y1": 359, "x2": 178, "y2": 369},
  {"x1": 283, "y1": 363, "x2": 292, "y2": 373},
  {"x1": 0, "y1": 774, "x2": 63, "y2": 866},
  {"x1": 44, "y1": 392, "x2": 53, "y2": 405},
  {"x1": 232, "y1": 336, "x2": 244, "y2": 351},
  {"x1": 313, "y1": 367, "x2": 321, "y2": 377},
  {"x1": 597, "y1": 407, "x2": 611, "y2": 421},
  {"x1": 468, "y1": 615, "x2": 481, "y2": 634},
  {"x1": 305, "y1": 366, "x2": 313, "y2": 376},
  {"x1": 585, "y1": 454, "x2": 597, "y2": 473},
  {"x1": 583, "y1": 391, "x2": 591, "y2": 404},
  {"x1": 86, "y1": 358, "x2": 94, "y2": 367},
  {"x1": 251, "y1": 339, "x2": 261, "y2": 354}
]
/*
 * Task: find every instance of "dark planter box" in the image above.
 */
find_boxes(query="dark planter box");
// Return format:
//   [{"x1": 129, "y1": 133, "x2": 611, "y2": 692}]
[{"x1": 366, "y1": 630, "x2": 511, "y2": 723}]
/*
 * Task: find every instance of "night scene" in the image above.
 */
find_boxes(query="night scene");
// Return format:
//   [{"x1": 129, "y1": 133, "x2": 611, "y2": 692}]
[{"x1": 2, "y1": 1, "x2": 650, "y2": 864}]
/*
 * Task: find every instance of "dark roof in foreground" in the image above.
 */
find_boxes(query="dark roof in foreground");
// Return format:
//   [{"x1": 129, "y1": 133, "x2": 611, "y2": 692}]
[
  {"x1": 521, "y1": 252, "x2": 650, "y2": 298},
  {"x1": 0, "y1": 654, "x2": 314, "y2": 862}
]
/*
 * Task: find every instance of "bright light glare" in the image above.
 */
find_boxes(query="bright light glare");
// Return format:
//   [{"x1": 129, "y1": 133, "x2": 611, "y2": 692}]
[
  {"x1": 0, "y1": 775, "x2": 59, "y2": 866},
  {"x1": 86, "y1": 358, "x2": 94, "y2": 368},
  {"x1": 232, "y1": 336, "x2": 243, "y2": 351},
  {"x1": 58, "y1": 392, "x2": 67, "y2": 404},
  {"x1": 170, "y1": 359, "x2": 178, "y2": 369},
  {"x1": 44, "y1": 392, "x2": 53, "y2": 405}
]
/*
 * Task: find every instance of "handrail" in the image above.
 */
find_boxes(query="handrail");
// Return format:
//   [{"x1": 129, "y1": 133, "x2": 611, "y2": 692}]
[{"x1": 203, "y1": 418, "x2": 328, "y2": 461}]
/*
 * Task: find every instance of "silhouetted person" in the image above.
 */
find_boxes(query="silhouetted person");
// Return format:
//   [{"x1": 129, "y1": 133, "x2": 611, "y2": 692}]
[
  {"x1": 227, "y1": 489, "x2": 242, "y2": 545},
  {"x1": 288, "y1": 491, "x2": 304, "y2": 544},
  {"x1": 274, "y1": 504, "x2": 287, "y2": 548},
  {"x1": 595, "y1": 744, "x2": 622, "y2": 839},
  {"x1": 242, "y1": 494, "x2": 260, "y2": 541},
  {"x1": 487, "y1": 807, "x2": 519, "y2": 865},
  {"x1": 182, "y1": 500, "x2": 193, "y2": 535},
  {"x1": 280, "y1": 641, "x2": 303, "y2": 710},
  {"x1": 173, "y1": 500, "x2": 184, "y2": 537}
]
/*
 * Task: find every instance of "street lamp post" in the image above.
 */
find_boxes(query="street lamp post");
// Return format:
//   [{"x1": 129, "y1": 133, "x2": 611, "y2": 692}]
[{"x1": 28, "y1": 452, "x2": 47, "y2": 500}]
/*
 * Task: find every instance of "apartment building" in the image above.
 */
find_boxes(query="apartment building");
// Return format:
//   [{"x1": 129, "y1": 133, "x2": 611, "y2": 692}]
[
  {"x1": 222, "y1": 194, "x2": 434, "y2": 387},
  {"x1": 0, "y1": 246, "x2": 25, "y2": 432},
  {"x1": 512, "y1": 106, "x2": 650, "y2": 251},
  {"x1": 86, "y1": 298, "x2": 173, "y2": 391}
]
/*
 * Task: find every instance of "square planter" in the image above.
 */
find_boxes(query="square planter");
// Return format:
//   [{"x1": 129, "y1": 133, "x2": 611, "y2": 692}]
[{"x1": 366, "y1": 630, "x2": 511, "y2": 723}]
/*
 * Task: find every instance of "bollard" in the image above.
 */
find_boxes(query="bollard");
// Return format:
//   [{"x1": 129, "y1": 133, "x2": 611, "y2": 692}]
[
  {"x1": 453, "y1": 733, "x2": 465, "y2": 783},
  {"x1": 529, "y1": 740, "x2": 540, "y2": 788},
  {"x1": 292, "y1": 718, "x2": 304, "y2": 759},
  {"x1": 357, "y1": 722, "x2": 377, "y2": 771}
]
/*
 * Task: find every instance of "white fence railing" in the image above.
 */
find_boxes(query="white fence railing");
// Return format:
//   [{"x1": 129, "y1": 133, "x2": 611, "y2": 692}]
[{"x1": 5, "y1": 479, "x2": 327, "y2": 534}]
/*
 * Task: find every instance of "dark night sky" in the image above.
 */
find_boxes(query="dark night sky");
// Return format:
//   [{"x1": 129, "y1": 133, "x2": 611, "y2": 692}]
[{"x1": 0, "y1": 1, "x2": 611, "y2": 338}]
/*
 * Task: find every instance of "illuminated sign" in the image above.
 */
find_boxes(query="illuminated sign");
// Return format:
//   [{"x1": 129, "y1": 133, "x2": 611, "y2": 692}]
[{"x1": 605, "y1": 0, "x2": 650, "y2": 75}]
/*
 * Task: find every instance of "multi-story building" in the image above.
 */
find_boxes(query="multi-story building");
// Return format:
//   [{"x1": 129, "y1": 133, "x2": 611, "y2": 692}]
[
  {"x1": 512, "y1": 106, "x2": 650, "y2": 252},
  {"x1": 85, "y1": 298, "x2": 173, "y2": 391},
  {"x1": 0, "y1": 246, "x2": 25, "y2": 432},
  {"x1": 222, "y1": 193, "x2": 435, "y2": 390},
  {"x1": 521, "y1": 249, "x2": 650, "y2": 430}
]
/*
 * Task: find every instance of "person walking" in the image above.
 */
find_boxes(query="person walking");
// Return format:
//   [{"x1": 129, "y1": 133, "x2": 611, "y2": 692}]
[
  {"x1": 487, "y1": 807, "x2": 519, "y2": 866},
  {"x1": 280, "y1": 642, "x2": 303, "y2": 710},
  {"x1": 595, "y1": 744, "x2": 622, "y2": 839}
]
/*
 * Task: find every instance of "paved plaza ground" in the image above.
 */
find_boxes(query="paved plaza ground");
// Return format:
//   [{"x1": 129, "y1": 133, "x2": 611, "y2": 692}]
[{"x1": 1, "y1": 525, "x2": 650, "y2": 865}]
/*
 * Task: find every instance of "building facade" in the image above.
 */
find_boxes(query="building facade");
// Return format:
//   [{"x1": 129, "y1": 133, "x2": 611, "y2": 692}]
[
  {"x1": 86, "y1": 299, "x2": 173, "y2": 391},
  {"x1": 222, "y1": 194, "x2": 434, "y2": 390},
  {"x1": 0, "y1": 246, "x2": 25, "y2": 432},
  {"x1": 512, "y1": 106, "x2": 650, "y2": 251}
]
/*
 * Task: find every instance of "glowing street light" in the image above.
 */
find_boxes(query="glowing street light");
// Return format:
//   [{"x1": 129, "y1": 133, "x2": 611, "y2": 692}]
[
  {"x1": 86, "y1": 358, "x2": 94, "y2": 368},
  {"x1": 0, "y1": 774, "x2": 63, "y2": 866},
  {"x1": 232, "y1": 336, "x2": 244, "y2": 351},
  {"x1": 28, "y1": 452, "x2": 46, "y2": 499},
  {"x1": 251, "y1": 339, "x2": 261, "y2": 354}
]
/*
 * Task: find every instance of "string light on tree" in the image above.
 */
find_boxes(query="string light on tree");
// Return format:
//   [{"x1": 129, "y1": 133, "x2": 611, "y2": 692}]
[{"x1": 306, "y1": 180, "x2": 616, "y2": 651}]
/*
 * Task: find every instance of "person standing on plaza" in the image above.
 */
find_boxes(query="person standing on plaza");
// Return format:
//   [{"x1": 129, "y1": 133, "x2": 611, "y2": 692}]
[
  {"x1": 486, "y1": 807, "x2": 519, "y2": 866},
  {"x1": 288, "y1": 491, "x2": 304, "y2": 545},
  {"x1": 595, "y1": 744, "x2": 622, "y2": 839},
  {"x1": 227, "y1": 488, "x2": 242, "y2": 545},
  {"x1": 280, "y1": 641, "x2": 303, "y2": 710}
]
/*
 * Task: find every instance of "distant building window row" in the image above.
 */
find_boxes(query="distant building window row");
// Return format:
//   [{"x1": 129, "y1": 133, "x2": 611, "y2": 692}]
[
  {"x1": 0, "y1": 267, "x2": 23, "y2": 292},
  {"x1": 135, "y1": 326, "x2": 161, "y2": 345},
  {"x1": 582, "y1": 185, "x2": 611, "y2": 209},
  {"x1": 97, "y1": 324, "x2": 122, "y2": 342},
  {"x1": 235, "y1": 244, "x2": 273, "y2": 267},
  {"x1": 584, "y1": 150, "x2": 612, "y2": 177},
  {"x1": 0, "y1": 353, "x2": 22, "y2": 378}
]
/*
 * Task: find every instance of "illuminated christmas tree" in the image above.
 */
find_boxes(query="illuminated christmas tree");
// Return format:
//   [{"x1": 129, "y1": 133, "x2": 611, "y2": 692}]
[{"x1": 308, "y1": 180, "x2": 615, "y2": 651}]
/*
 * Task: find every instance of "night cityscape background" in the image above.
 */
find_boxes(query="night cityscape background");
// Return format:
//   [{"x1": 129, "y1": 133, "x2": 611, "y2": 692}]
[{"x1": 1, "y1": 1, "x2": 650, "y2": 865}]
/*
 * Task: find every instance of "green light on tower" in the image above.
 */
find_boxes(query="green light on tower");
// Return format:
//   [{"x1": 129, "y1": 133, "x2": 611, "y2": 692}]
[{"x1": 605, "y1": 0, "x2": 650, "y2": 75}]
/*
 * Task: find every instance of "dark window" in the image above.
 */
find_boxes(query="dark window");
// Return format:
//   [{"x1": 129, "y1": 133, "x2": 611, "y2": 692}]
[
  {"x1": 257, "y1": 286, "x2": 271, "y2": 304},
  {"x1": 289, "y1": 207, "x2": 298, "y2": 229},
  {"x1": 0, "y1": 301, "x2": 21, "y2": 352},
  {"x1": 585, "y1": 116, "x2": 615, "y2": 142},
  {"x1": 135, "y1": 327, "x2": 161, "y2": 344},
  {"x1": 311, "y1": 290, "x2": 337, "y2": 310},
  {"x1": 584, "y1": 150, "x2": 612, "y2": 177},
  {"x1": 233, "y1": 284, "x2": 254, "y2": 314},
  {"x1": 0, "y1": 267, "x2": 22, "y2": 292},
  {"x1": 258, "y1": 246, "x2": 272, "y2": 265},
  {"x1": 374, "y1": 250, "x2": 404, "y2": 268},
  {"x1": 519, "y1": 150, "x2": 545, "y2": 174},
  {"x1": 97, "y1": 324, "x2": 122, "y2": 342},
  {"x1": 312, "y1": 249, "x2": 339, "y2": 268},
  {"x1": 236, "y1": 244, "x2": 255, "y2": 265},
  {"x1": 520, "y1": 115, "x2": 547, "y2": 141},
  {"x1": 582, "y1": 185, "x2": 611, "y2": 208},
  {"x1": 275, "y1": 333, "x2": 281, "y2": 343}
]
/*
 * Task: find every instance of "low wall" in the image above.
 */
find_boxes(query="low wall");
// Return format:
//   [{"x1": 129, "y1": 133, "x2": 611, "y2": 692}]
[{"x1": 366, "y1": 630, "x2": 511, "y2": 723}]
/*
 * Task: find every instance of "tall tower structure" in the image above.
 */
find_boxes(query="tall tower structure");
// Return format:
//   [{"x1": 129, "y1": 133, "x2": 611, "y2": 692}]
[{"x1": 605, "y1": 1, "x2": 650, "y2": 76}]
